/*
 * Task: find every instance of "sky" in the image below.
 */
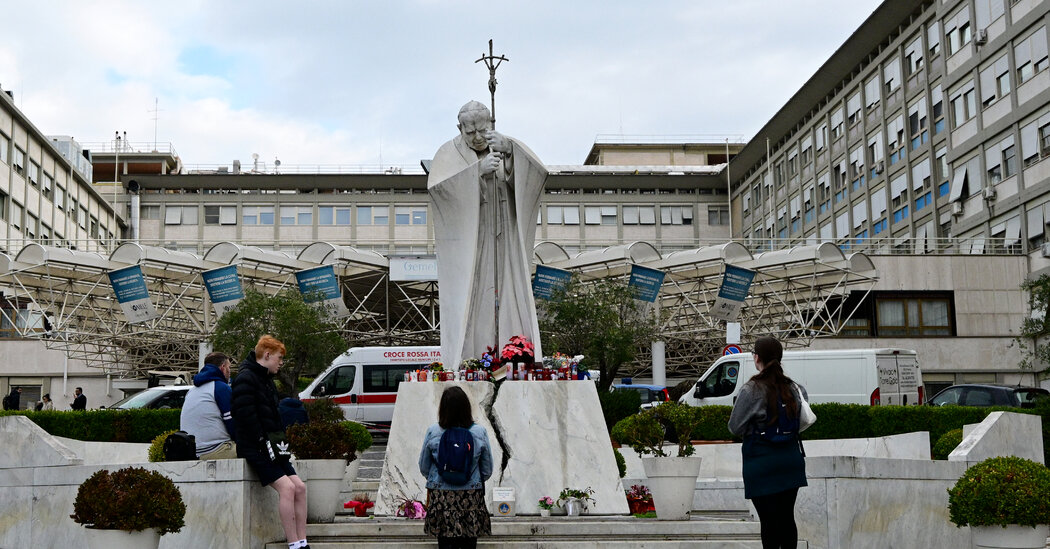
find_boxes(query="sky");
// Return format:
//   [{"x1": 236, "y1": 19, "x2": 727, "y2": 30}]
[{"x1": 0, "y1": 1, "x2": 884, "y2": 170}]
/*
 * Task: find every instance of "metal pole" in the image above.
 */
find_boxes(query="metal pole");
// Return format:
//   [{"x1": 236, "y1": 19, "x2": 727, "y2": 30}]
[{"x1": 726, "y1": 138, "x2": 732, "y2": 239}]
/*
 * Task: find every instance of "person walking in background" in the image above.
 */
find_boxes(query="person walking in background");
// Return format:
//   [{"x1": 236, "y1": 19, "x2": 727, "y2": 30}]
[
  {"x1": 418, "y1": 385, "x2": 493, "y2": 549},
  {"x1": 182, "y1": 352, "x2": 237, "y2": 459},
  {"x1": 70, "y1": 387, "x2": 86, "y2": 410},
  {"x1": 728, "y1": 336, "x2": 808, "y2": 549},
  {"x1": 3, "y1": 387, "x2": 20, "y2": 410},
  {"x1": 232, "y1": 335, "x2": 309, "y2": 549}
]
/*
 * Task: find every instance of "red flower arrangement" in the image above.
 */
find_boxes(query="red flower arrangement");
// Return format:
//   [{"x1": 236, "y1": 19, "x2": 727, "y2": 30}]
[
  {"x1": 501, "y1": 335, "x2": 535, "y2": 364},
  {"x1": 625, "y1": 484, "x2": 655, "y2": 514}
]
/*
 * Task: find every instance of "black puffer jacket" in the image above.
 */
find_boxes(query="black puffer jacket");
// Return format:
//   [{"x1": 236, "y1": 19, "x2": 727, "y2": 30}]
[{"x1": 231, "y1": 351, "x2": 284, "y2": 454}]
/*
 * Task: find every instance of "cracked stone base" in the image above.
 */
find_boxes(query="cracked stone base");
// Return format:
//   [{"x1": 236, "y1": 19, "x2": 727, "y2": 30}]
[{"x1": 376, "y1": 381, "x2": 628, "y2": 516}]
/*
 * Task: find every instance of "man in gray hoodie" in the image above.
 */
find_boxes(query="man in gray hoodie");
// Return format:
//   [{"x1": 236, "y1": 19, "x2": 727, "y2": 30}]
[{"x1": 181, "y1": 352, "x2": 237, "y2": 459}]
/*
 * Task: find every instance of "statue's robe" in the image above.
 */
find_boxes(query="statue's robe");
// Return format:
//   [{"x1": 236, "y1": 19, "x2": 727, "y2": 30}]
[{"x1": 427, "y1": 134, "x2": 546, "y2": 369}]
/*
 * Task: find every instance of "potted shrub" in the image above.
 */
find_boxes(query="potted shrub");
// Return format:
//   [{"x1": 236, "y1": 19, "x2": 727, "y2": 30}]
[
  {"x1": 557, "y1": 487, "x2": 595, "y2": 517},
  {"x1": 947, "y1": 456, "x2": 1050, "y2": 548},
  {"x1": 537, "y1": 496, "x2": 556, "y2": 517},
  {"x1": 287, "y1": 419, "x2": 366, "y2": 523},
  {"x1": 70, "y1": 466, "x2": 185, "y2": 549},
  {"x1": 611, "y1": 402, "x2": 703, "y2": 520}
]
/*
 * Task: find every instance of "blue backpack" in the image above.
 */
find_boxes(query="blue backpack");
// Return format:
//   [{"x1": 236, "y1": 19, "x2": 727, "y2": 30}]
[
  {"x1": 759, "y1": 394, "x2": 800, "y2": 443},
  {"x1": 436, "y1": 426, "x2": 475, "y2": 485}
]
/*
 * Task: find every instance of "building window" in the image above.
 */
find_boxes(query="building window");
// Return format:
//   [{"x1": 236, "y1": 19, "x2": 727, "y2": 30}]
[
  {"x1": 0, "y1": 133, "x2": 8, "y2": 165},
  {"x1": 12, "y1": 146, "x2": 25, "y2": 175},
  {"x1": 141, "y1": 205, "x2": 161, "y2": 220},
  {"x1": 164, "y1": 206, "x2": 198, "y2": 225},
  {"x1": 708, "y1": 206, "x2": 729, "y2": 226},
  {"x1": 357, "y1": 206, "x2": 389, "y2": 226},
  {"x1": 873, "y1": 218, "x2": 888, "y2": 235},
  {"x1": 28, "y1": 161, "x2": 39, "y2": 187},
  {"x1": 887, "y1": 116, "x2": 905, "y2": 166},
  {"x1": 78, "y1": 206, "x2": 88, "y2": 229},
  {"x1": 831, "y1": 108, "x2": 844, "y2": 140},
  {"x1": 42, "y1": 172, "x2": 53, "y2": 200},
  {"x1": 622, "y1": 206, "x2": 655, "y2": 225},
  {"x1": 928, "y1": 21, "x2": 941, "y2": 58},
  {"x1": 931, "y1": 85, "x2": 945, "y2": 134},
  {"x1": 11, "y1": 202, "x2": 23, "y2": 231},
  {"x1": 54, "y1": 185, "x2": 65, "y2": 211},
  {"x1": 876, "y1": 295, "x2": 952, "y2": 336},
  {"x1": 950, "y1": 81, "x2": 977, "y2": 128},
  {"x1": 584, "y1": 206, "x2": 616, "y2": 225},
  {"x1": 908, "y1": 99, "x2": 929, "y2": 150},
  {"x1": 915, "y1": 191, "x2": 934, "y2": 211},
  {"x1": 660, "y1": 206, "x2": 693, "y2": 225},
  {"x1": 204, "y1": 205, "x2": 237, "y2": 225},
  {"x1": 1020, "y1": 112, "x2": 1050, "y2": 167},
  {"x1": 864, "y1": 75, "x2": 880, "y2": 110},
  {"x1": 242, "y1": 206, "x2": 274, "y2": 226},
  {"x1": 318, "y1": 206, "x2": 352, "y2": 225},
  {"x1": 905, "y1": 35, "x2": 924, "y2": 76},
  {"x1": 980, "y1": 54, "x2": 1011, "y2": 108},
  {"x1": 847, "y1": 92, "x2": 862, "y2": 126},
  {"x1": 1015, "y1": 26, "x2": 1049, "y2": 85},
  {"x1": 280, "y1": 206, "x2": 312, "y2": 225},
  {"x1": 944, "y1": 8, "x2": 971, "y2": 56},
  {"x1": 394, "y1": 205, "x2": 427, "y2": 225},
  {"x1": 548, "y1": 205, "x2": 580, "y2": 225},
  {"x1": 893, "y1": 205, "x2": 909, "y2": 224}
]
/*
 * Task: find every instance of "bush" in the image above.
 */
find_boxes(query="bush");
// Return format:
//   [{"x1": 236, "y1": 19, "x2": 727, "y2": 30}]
[
  {"x1": 613, "y1": 447, "x2": 626, "y2": 478},
  {"x1": 0, "y1": 409, "x2": 180, "y2": 442},
  {"x1": 70, "y1": 466, "x2": 186, "y2": 534},
  {"x1": 932, "y1": 428, "x2": 964, "y2": 460},
  {"x1": 691, "y1": 405, "x2": 733, "y2": 441},
  {"x1": 343, "y1": 421, "x2": 373, "y2": 453},
  {"x1": 651, "y1": 402, "x2": 700, "y2": 457},
  {"x1": 948, "y1": 456, "x2": 1050, "y2": 527},
  {"x1": 287, "y1": 420, "x2": 358, "y2": 462},
  {"x1": 148, "y1": 429, "x2": 179, "y2": 462},
  {"x1": 611, "y1": 411, "x2": 665, "y2": 457},
  {"x1": 304, "y1": 397, "x2": 345, "y2": 424},
  {"x1": 598, "y1": 389, "x2": 641, "y2": 432}
]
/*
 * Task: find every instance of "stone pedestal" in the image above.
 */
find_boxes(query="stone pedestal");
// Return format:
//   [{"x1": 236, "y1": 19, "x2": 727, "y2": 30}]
[
  {"x1": 375, "y1": 382, "x2": 499, "y2": 515},
  {"x1": 376, "y1": 380, "x2": 628, "y2": 516}
]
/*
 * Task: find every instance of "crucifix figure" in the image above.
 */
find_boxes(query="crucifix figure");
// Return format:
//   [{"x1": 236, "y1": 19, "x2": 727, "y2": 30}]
[{"x1": 427, "y1": 41, "x2": 547, "y2": 370}]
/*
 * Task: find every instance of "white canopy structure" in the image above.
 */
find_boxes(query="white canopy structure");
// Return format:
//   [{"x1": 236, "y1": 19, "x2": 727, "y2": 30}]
[{"x1": 0, "y1": 239, "x2": 876, "y2": 378}]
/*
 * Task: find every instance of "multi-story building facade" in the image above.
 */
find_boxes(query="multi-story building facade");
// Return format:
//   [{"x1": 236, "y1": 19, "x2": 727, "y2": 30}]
[{"x1": 730, "y1": 0, "x2": 1049, "y2": 392}]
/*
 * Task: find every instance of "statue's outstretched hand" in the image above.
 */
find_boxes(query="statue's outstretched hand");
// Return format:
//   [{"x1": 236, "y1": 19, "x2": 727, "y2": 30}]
[
  {"x1": 485, "y1": 131, "x2": 512, "y2": 154},
  {"x1": 480, "y1": 153, "x2": 501, "y2": 176}
]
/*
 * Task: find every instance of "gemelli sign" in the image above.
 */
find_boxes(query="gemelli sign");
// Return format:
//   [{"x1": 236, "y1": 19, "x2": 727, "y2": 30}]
[{"x1": 107, "y1": 265, "x2": 157, "y2": 323}]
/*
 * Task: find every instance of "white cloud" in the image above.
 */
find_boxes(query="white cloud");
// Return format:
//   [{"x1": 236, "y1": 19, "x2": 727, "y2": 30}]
[{"x1": 0, "y1": 1, "x2": 882, "y2": 167}]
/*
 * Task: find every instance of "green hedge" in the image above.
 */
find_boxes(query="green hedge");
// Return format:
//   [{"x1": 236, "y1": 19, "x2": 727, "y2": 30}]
[
  {"x1": 0, "y1": 409, "x2": 180, "y2": 443},
  {"x1": 598, "y1": 389, "x2": 641, "y2": 432},
  {"x1": 613, "y1": 401, "x2": 1050, "y2": 462}
]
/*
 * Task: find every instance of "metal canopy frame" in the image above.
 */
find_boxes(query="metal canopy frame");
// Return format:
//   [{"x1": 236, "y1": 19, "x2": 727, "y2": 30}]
[{"x1": 0, "y1": 239, "x2": 877, "y2": 379}]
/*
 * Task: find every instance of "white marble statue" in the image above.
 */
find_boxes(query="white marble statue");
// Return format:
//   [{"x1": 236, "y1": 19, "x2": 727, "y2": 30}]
[{"x1": 427, "y1": 101, "x2": 546, "y2": 369}]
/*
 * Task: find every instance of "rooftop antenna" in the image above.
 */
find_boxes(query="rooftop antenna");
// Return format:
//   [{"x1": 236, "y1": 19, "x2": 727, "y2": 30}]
[{"x1": 148, "y1": 98, "x2": 162, "y2": 152}]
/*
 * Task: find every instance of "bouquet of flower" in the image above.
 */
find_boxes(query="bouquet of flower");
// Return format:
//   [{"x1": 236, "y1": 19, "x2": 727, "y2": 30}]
[
  {"x1": 461, "y1": 358, "x2": 482, "y2": 371},
  {"x1": 501, "y1": 335, "x2": 535, "y2": 364},
  {"x1": 625, "y1": 484, "x2": 655, "y2": 514},
  {"x1": 344, "y1": 493, "x2": 375, "y2": 517},
  {"x1": 395, "y1": 496, "x2": 427, "y2": 519},
  {"x1": 424, "y1": 361, "x2": 444, "y2": 372},
  {"x1": 537, "y1": 496, "x2": 555, "y2": 510},
  {"x1": 480, "y1": 346, "x2": 500, "y2": 370}
]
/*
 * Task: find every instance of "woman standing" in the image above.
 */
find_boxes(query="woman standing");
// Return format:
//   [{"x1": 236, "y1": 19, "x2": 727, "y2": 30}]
[
  {"x1": 418, "y1": 385, "x2": 493, "y2": 549},
  {"x1": 231, "y1": 335, "x2": 309, "y2": 549},
  {"x1": 728, "y1": 336, "x2": 808, "y2": 549}
]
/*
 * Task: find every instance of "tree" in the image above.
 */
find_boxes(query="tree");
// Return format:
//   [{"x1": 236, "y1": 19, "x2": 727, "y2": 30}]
[
  {"x1": 1018, "y1": 274, "x2": 1050, "y2": 375},
  {"x1": 538, "y1": 277, "x2": 657, "y2": 392},
  {"x1": 209, "y1": 289, "x2": 347, "y2": 396}
]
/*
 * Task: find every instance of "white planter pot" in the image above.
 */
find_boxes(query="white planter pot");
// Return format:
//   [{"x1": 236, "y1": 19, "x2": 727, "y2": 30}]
[
  {"x1": 642, "y1": 456, "x2": 703, "y2": 521},
  {"x1": 83, "y1": 527, "x2": 160, "y2": 549},
  {"x1": 539, "y1": 508, "x2": 551, "y2": 517},
  {"x1": 344, "y1": 458, "x2": 362, "y2": 492},
  {"x1": 972, "y1": 524, "x2": 1050, "y2": 549},
  {"x1": 298, "y1": 458, "x2": 348, "y2": 523}
]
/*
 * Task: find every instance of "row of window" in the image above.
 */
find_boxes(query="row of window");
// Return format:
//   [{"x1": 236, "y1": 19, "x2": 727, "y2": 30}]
[
  {"x1": 544, "y1": 205, "x2": 724, "y2": 226},
  {"x1": 155, "y1": 205, "x2": 429, "y2": 227},
  {"x1": 836, "y1": 292, "x2": 954, "y2": 338}
]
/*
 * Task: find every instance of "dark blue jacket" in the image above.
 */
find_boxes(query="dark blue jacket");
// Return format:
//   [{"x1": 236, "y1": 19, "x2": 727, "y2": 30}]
[{"x1": 279, "y1": 397, "x2": 309, "y2": 428}]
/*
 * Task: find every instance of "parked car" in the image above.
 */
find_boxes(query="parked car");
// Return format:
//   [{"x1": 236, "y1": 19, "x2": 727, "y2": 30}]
[
  {"x1": 108, "y1": 385, "x2": 191, "y2": 410},
  {"x1": 612, "y1": 383, "x2": 670, "y2": 408},
  {"x1": 926, "y1": 384, "x2": 1049, "y2": 408}
]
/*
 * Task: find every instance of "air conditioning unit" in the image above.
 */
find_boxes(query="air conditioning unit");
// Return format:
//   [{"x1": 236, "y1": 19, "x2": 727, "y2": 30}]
[
  {"x1": 975, "y1": 29, "x2": 988, "y2": 45},
  {"x1": 1042, "y1": 242, "x2": 1050, "y2": 258},
  {"x1": 983, "y1": 187, "x2": 997, "y2": 200},
  {"x1": 951, "y1": 202, "x2": 964, "y2": 216},
  {"x1": 875, "y1": 161, "x2": 885, "y2": 174}
]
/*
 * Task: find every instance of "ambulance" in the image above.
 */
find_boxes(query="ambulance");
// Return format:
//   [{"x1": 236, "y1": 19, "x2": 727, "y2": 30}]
[{"x1": 299, "y1": 346, "x2": 441, "y2": 432}]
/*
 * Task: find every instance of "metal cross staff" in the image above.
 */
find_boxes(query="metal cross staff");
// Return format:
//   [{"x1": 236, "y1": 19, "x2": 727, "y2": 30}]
[{"x1": 475, "y1": 39, "x2": 509, "y2": 364}]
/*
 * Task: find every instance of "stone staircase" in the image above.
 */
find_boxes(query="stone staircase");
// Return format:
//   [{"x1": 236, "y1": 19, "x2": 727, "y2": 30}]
[{"x1": 264, "y1": 515, "x2": 775, "y2": 548}]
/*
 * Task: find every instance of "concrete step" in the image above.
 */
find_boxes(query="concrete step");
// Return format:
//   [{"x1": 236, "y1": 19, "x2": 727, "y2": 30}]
[{"x1": 264, "y1": 516, "x2": 770, "y2": 548}]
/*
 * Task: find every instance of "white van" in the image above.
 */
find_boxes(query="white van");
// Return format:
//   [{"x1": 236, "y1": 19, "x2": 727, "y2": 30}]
[
  {"x1": 679, "y1": 348, "x2": 923, "y2": 407},
  {"x1": 299, "y1": 346, "x2": 441, "y2": 431}
]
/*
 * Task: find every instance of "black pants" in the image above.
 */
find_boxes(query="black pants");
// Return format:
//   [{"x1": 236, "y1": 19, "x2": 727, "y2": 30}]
[
  {"x1": 437, "y1": 536, "x2": 477, "y2": 549},
  {"x1": 751, "y1": 487, "x2": 799, "y2": 549}
]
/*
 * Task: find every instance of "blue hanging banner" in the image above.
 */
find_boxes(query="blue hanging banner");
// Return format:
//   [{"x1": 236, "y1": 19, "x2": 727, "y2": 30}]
[
  {"x1": 202, "y1": 265, "x2": 244, "y2": 317},
  {"x1": 532, "y1": 265, "x2": 573, "y2": 300},
  {"x1": 710, "y1": 264, "x2": 757, "y2": 322},
  {"x1": 108, "y1": 265, "x2": 157, "y2": 323},
  {"x1": 628, "y1": 264, "x2": 665, "y2": 303},
  {"x1": 295, "y1": 265, "x2": 348, "y2": 316}
]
